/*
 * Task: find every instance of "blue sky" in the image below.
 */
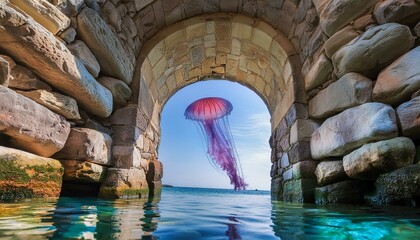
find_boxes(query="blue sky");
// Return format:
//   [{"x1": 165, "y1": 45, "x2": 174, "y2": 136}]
[{"x1": 159, "y1": 80, "x2": 272, "y2": 190}]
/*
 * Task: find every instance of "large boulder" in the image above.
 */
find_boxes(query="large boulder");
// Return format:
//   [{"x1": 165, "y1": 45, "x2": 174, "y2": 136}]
[
  {"x1": 320, "y1": 0, "x2": 377, "y2": 36},
  {"x1": 373, "y1": 0, "x2": 420, "y2": 26},
  {"x1": 0, "y1": 86, "x2": 70, "y2": 157},
  {"x1": 365, "y1": 164, "x2": 420, "y2": 206},
  {"x1": 77, "y1": 7, "x2": 134, "y2": 84},
  {"x1": 309, "y1": 72, "x2": 372, "y2": 119},
  {"x1": 333, "y1": 23, "x2": 414, "y2": 78},
  {"x1": 17, "y1": 90, "x2": 81, "y2": 121},
  {"x1": 311, "y1": 103, "x2": 398, "y2": 159},
  {"x1": 60, "y1": 160, "x2": 107, "y2": 183},
  {"x1": 373, "y1": 47, "x2": 420, "y2": 105},
  {"x1": 0, "y1": 5, "x2": 113, "y2": 117},
  {"x1": 397, "y1": 97, "x2": 420, "y2": 139},
  {"x1": 0, "y1": 146, "x2": 63, "y2": 202},
  {"x1": 315, "y1": 180, "x2": 370, "y2": 204},
  {"x1": 315, "y1": 160, "x2": 348, "y2": 186},
  {"x1": 343, "y1": 137, "x2": 415, "y2": 180},
  {"x1": 54, "y1": 128, "x2": 112, "y2": 165},
  {"x1": 99, "y1": 168, "x2": 149, "y2": 199},
  {"x1": 324, "y1": 26, "x2": 359, "y2": 59}
]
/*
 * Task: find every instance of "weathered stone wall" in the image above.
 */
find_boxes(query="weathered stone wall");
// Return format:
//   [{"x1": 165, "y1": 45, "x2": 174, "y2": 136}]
[{"x1": 0, "y1": 0, "x2": 419, "y2": 205}]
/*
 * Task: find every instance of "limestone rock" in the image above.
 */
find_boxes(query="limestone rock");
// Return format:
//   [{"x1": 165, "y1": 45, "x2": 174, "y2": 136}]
[
  {"x1": 343, "y1": 137, "x2": 415, "y2": 180},
  {"x1": 77, "y1": 7, "x2": 134, "y2": 84},
  {"x1": 333, "y1": 23, "x2": 414, "y2": 78},
  {"x1": 17, "y1": 90, "x2": 81, "y2": 121},
  {"x1": 97, "y1": 76, "x2": 132, "y2": 107},
  {"x1": 146, "y1": 160, "x2": 163, "y2": 182},
  {"x1": 315, "y1": 161, "x2": 348, "y2": 186},
  {"x1": 59, "y1": 27, "x2": 76, "y2": 44},
  {"x1": 365, "y1": 164, "x2": 420, "y2": 206},
  {"x1": 0, "y1": 56, "x2": 9, "y2": 86},
  {"x1": 324, "y1": 26, "x2": 359, "y2": 59},
  {"x1": 283, "y1": 178, "x2": 317, "y2": 203},
  {"x1": 99, "y1": 168, "x2": 149, "y2": 199},
  {"x1": 309, "y1": 73, "x2": 372, "y2": 119},
  {"x1": 315, "y1": 180, "x2": 370, "y2": 204},
  {"x1": 53, "y1": 0, "x2": 84, "y2": 17},
  {"x1": 320, "y1": 0, "x2": 377, "y2": 36},
  {"x1": 60, "y1": 160, "x2": 107, "y2": 183},
  {"x1": 112, "y1": 145, "x2": 142, "y2": 169},
  {"x1": 373, "y1": 47, "x2": 420, "y2": 105},
  {"x1": 8, "y1": 64, "x2": 52, "y2": 91},
  {"x1": 0, "y1": 86, "x2": 70, "y2": 157},
  {"x1": 397, "y1": 97, "x2": 420, "y2": 138},
  {"x1": 9, "y1": 0, "x2": 70, "y2": 35},
  {"x1": 54, "y1": 128, "x2": 112, "y2": 165},
  {"x1": 373, "y1": 0, "x2": 420, "y2": 26},
  {"x1": 67, "y1": 40, "x2": 100, "y2": 78},
  {"x1": 0, "y1": 5, "x2": 113, "y2": 117},
  {"x1": 0, "y1": 146, "x2": 63, "y2": 201},
  {"x1": 283, "y1": 161, "x2": 319, "y2": 181},
  {"x1": 290, "y1": 119, "x2": 320, "y2": 144},
  {"x1": 311, "y1": 103, "x2": 398, "y2": 159},
  {"x1": 304, "y1": 54, "x2": 332, "y2": 91}
]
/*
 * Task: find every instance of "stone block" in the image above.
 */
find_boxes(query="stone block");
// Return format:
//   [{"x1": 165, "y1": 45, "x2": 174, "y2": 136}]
[
  {"x1": 0, "y1": 86, "x2": 70, "y2": 157},
  {"x1": 315, "y1": 160, "x2": 348, "y2": 186},
  {"x1": 67, "y1": 40, "x2": 101, "y2": 78},
  {"x1": 61, "y1": 160, "x2": 107, "y2": 183},
  {"x1": 54, "y1": 128, "x2": 112, "y2": 165},
  {"x1": 397, "y1": 97, "x2": 420, "y2": 139},
  {"x1": 373, "y1": 0, "x2": 420, "y2": 26},
  {"x1": 98, "y1": 76, "x2": 132, "y2": 107},
  {"x1": 0, "y1": 146, "x2": 63, "y2": 201},
  {"x1": 311, "y1": 103, "x2": 398, "y2": 159},
  {"x1": 365, "y1": 164, "x2": 420, "y2": 206},
  {"x1": 17, "y1": 90, "x2": 81, "y2": 121},
  {"x1": 315, "y1": 180, "x2": 370, "y2": 204},
  {"x1": 9, "y1": 0, "x2": 71, "y2": 35},
  {"x1": 283, "y1": 178, "x2": 317, "y2": 203},
  {"x1": 59, "y1": 27, "x2": 76, "y2": 44},
  {"x1": 304, "y1": 54, "x2": 332, "y2": 91},
  {"x1": 285, "y1": 103, "x2": 308, "y2": 127},
  {"x1": 112, "y1": 145, "x2": 141, "y2": 169},
  {"x1": 309, "y1": 72, "x2": 372, "y2": 119},
  {"x1": 319, "y1": 0, "x2": 377, "y2": 36},
  {"x1": 292, "y1": 161, "x2": 318, "y2": 179},
  {"x1": 373, "y1": 47, "x2": 420, "y2": 105},
  {"x1": 343, "y1": 137, "x2": 415, "y2": 180},
  {"x1": 0, "y1": 56, "x2": 10, "y2": 86},
  {"x1": 99, "y1": 168, "x2": 149, "y2": 199},
  {"x1": 110, "y1": 105, "x2": 148, "y2": 131},
  {"x1": 77, "y1": 7, "x2": 134, "y2": 84},
  {"x1": 0, "y1": 5, "x2": 113, "y2": 117},
  {"x1": 280, "y1": 153, "x2": 290, "y2": 168},
  {"x1": 271, "y1": 177, "x2": 283, "y2": 200},
  {"x1": 8, "y1": 64, "x2": 51, "y2": 91},
  {"x1": 112, "y1": 126, "x2": 142, "y2": 146},
  {"x1": 333, "y1": 23, "x2": 414, "y2": 78},
  {"x1": 288, "y1": 142, "x2": 312, "y2": 164},
  {"x1": 290, "y1": 119, "x2": 319, "y2": 144}
]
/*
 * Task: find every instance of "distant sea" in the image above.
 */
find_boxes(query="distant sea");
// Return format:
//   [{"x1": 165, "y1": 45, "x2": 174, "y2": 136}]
[{"x1": 1, "y1": 186, "x2": 420, "y2": 239}]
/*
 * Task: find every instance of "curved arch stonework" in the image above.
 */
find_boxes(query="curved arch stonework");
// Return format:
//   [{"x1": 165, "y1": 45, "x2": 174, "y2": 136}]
[{"x1": 0, "y1": 0, "x2": 419, "y2": 205}]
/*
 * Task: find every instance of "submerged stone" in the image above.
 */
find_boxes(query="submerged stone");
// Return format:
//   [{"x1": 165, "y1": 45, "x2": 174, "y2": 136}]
[
  {"x1": 315, "y1": 180, "x2": 371, "y2": 204},
  {"x1": 99, "y1": 168, "x2": 149, "y2": 199}
]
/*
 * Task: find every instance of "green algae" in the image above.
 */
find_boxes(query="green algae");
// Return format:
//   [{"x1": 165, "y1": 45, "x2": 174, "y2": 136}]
[{"x1": 0, "y1": 159, "x2": 31, "y2": 183}]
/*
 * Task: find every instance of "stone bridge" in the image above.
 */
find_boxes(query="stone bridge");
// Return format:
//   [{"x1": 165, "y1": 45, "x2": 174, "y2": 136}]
[{"x1": 0, "y1": 0, "x2": 419, "y2": 205}]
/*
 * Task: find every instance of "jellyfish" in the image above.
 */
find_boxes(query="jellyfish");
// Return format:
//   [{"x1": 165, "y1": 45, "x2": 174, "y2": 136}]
[{"x1": 184, "y1": 97, "x2": 247, "y2": 190}]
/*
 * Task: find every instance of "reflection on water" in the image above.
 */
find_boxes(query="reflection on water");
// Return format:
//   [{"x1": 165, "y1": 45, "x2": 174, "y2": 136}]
[{"x1": 1, "y1": 187, "x2": 420, "y2": 239}]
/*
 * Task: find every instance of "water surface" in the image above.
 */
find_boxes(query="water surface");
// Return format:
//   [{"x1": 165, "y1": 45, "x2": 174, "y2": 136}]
[{"x1": 0, "y1": 187, "x2": 419, "y2": 239}]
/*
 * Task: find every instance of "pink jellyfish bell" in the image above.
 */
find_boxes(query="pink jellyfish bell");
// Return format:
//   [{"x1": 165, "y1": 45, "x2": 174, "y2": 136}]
[{"x1": 185, "y1": 97, "x2": 247, "y2": 190}]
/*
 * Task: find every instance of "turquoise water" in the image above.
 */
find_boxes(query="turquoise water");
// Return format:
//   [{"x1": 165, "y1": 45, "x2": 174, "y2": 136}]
[{"x1": 0, "y1": 187, "x2": 420, "y2": 239}]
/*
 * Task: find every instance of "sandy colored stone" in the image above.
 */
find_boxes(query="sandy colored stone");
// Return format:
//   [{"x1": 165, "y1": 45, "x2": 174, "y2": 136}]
[
  {"x1": 320, "y1": 0, "x2": 377, "y2": 36},
  {"x1": 290, "y1": 119, "x2": 319, "y2": 144},
  {"x1": 397, "y1": 97, "x2": 420, "y2": 138},
  {"x1": 343, "y1": 137, "x2": 415, "y2": 180},
  {"x1": 315, "y1": 161, "x2": 348, "y2": 186},
  {"x1": 311, "y1": 103, "x2": 398, "y2": 159},
  {"x1": 373, "y1": 47, "x2": 420, "y2": 105},
  {"x1": 60, "y1": 160, "x2": 107, "y2": 183},
  {"x1": 54, "y1": 128, "x2": 112, "y2": 165},
  {"x1": 0, "y1": 56, "x2": 9, "y2": 86},
  {"x1": 0, "y1": 5, "x2": 113, "y2": 117},
  {"x1": 9, "y1": 0, "x2": 70, "y2": 35},
  {"x1": 67, "y1": 40, "x2": 100, "y2": 78},
  {"x1": 98, "y1": 76, "x2": 132, "y2": 107},
  {"x1": 112, "y1": 145, "x2": 142, "y2": 169},
  {"x1": 373, "y1": 0, "x2": 420, "y2": 26},
  {"x1": 0, "y1": 86, "x2": 70, "y2": 157},
  {"x1": 309, "y1": 72, "x2": 372, "y2": 119},
  {"x1": 0, "y1": 146, "x2": 63, "y2": 201},
  {"x1": 99, "y1": 168, "x2": 149, "y2": 199},
  {"x1": 77, "y1": 7, "x2": 134, "y2": 84},
  {"x1": 8, "y1": 64, "x2": 52, "y2": 91},
  {"x1": 304, "y1": 54, "x2": 332, "y2": 91},
  {"x1": 324, "y1": 26, "x2": 359, "y2": 59},
  {"x1": 18, "y1": 90, "x2": 81, "y2": 121},
  {"x1": 333, "y1": 23, "x2": 414, "y2": 78}
]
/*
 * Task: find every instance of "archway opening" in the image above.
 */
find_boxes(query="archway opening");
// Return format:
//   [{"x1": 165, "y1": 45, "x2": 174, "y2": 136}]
[{"x1": 160, "y1": 80, "x2": 271, "y2": 190}]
